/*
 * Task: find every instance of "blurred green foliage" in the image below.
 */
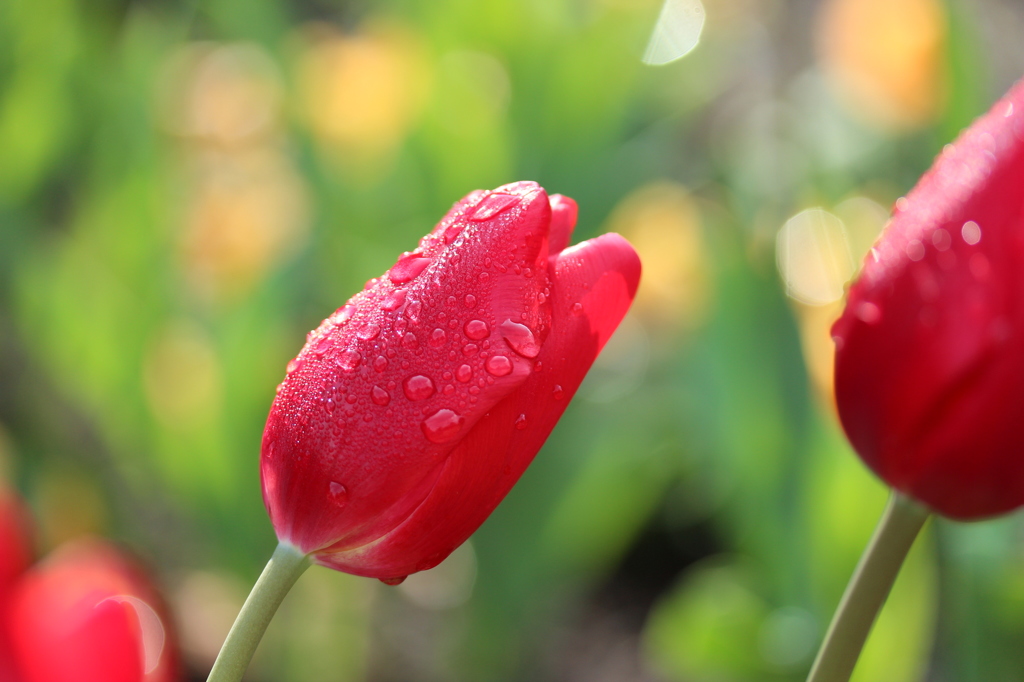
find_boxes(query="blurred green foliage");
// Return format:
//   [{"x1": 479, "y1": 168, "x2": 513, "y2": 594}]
[{"x1": 2, "y1": 0, "x2": 1024, "y2": 680}]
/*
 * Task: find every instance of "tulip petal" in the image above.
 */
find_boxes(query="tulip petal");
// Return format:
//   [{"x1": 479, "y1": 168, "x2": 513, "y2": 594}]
[
  {"x1": 548, "y1": 194, "x2": 578, "y2": 254},
  {"x1": 326, "y1": 233, "x2": 641, "y2": 578},
  {"x1": 263, "y1": 182, "x2": 557, "y2": 555},
  {"x1": 834, "y1": 78, "x2": 1024, "y2": 518}
]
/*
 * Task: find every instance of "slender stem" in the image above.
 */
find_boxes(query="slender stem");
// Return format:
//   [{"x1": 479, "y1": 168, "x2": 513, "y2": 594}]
[
  {"x1": 207, "y1": 542, "x2": 311, "y2": 682},
  {"x1": 806, "y1": 492, "x2": 930, "y2": 682}
]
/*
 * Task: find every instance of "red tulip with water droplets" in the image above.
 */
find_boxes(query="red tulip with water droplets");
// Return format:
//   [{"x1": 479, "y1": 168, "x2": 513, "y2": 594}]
[
  {"x1": 0, "y1": 490, "x2": 30, "y2": 680},
  {"x1": 261, "y1": 181, "x2": 641, "y2": 581},
  {"x1": 833, "y1": 78, "x2": 1024, "y2": 519},
  {"x1": 4, "y1": 538, "x2": 179, "y2": 682}
]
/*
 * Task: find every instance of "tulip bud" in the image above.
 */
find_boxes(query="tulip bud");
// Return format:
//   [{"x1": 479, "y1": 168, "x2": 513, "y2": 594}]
[
  {"x1": 832, "y1": 78, "x2": 1024, "y2": 519},
  {"x1": 5, "y1": 539, "x2": 180, "y2": 682},
  {"x1": 262, "y1": 181, "x2": 641, "y2": 581}
]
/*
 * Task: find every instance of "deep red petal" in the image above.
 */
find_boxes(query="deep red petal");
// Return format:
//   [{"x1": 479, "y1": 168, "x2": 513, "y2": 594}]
[
  {"x1": 834, "y1": 78, "x2": 1024, "y2": 518},
  {"x1": 319, "y1": 233, "x2": 641, "y2": 578},
  {"x1": 263, "y1": 182, "x2": 556, "y2": 554}
]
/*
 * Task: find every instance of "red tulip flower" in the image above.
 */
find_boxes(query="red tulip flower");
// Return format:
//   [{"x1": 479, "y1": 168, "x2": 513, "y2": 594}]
[
  {"x1": 0, "y1": 490, "x2": 30, "y2": 680},
  {"x1": 833, "y1": 78, "x2": 1024, "y2": 519},
  {"x1": 261, "y1": 181, "x2": 641, "y2": 582},
  {"x1": 5, "y1": 539, "x2": 179, "y2": 682}
]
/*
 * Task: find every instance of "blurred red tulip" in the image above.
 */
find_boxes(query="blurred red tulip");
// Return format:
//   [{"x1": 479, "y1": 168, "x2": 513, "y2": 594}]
[
  {"x1": 262, "y1": 181, "x2": 641, "y2": 581},
  {"x1": 0, "y1": 491, "x2": 31, "y2": 682},
  {"x1": 832, "y1": 78, "x2": 1024, "y2": 519},
  {"x1": 5, "y1": 539, "x2": 179, "y2": 682}
]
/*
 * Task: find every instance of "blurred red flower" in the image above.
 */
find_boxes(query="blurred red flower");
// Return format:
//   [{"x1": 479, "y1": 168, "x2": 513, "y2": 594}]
[
  {"x1": 0, "y1": 492, "x2": 179, "y2": 682},
  {"x1": 832, "y1": 78, "x2": 1024, "y2": 519},
  {"x1": 262, "y1": 181, "x2": 641, "y2": 582}
]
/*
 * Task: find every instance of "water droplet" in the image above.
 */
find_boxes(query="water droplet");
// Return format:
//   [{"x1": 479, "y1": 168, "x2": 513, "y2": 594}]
[
  {"x1": 402, "y1": 332, "x2": 419, "y2": 350},
  {"x1": 552, "y1": 385, "x2": 564, "y2": 400},
  {"x1": 286, "y1": 358, "x2": 301, "y2": 374},
  {"x1": 356, "y1": 323, "x2": 381, "y2": 340},
  {"x1": 336, "y1": 350, "x2": 361, "y2": 371},
  {"x1": 429, "y1": 328, "x2": 447, "y2": 347},
  {"x1": 380, "y1": 576, "x2": 407, "y2": 586},
  {"x1": 462, "y1": 343, "x2": 478, "y2": 356},
  {"x1": 371, "y1": 385, "x2": 391, "y2": 406},
  {"x1": 312, "y1": 335, "x2": 332, "y2": 357},
  {"x1": 404, "y1": 375, "x2": 436, "y2": 401},
  {"x1": 421, "y1": 408, "x2": 465, "y2": 443},
  {"x1": 962, "y1": 220, "x2": 982, "y2": 245},
  {"x1": 443, "y1": 384, "x2": 455, "y2": 395},
  {"x1": 406, "y1": 300, "x2": 423, "y2": 323},
  {"x1": 443, "y1": 223, "x2": 463, "y2": 244},
  {"x1": 515, "y1": 414, "x2": 528, "y2": 430},
  {"x1": 464, "y1": 294, "x2": 477, "y2": 307},
  {"x1": 346, "y1": 394, "x2": 357, "y2": 404},
  {"x1": 456, "y1": 364, "x2": 472, "y2": 382},
  {"x1": 329, "y1": 482, "x2": 348, "y2": 507},
  {"x1": 906, "y1": 240, "x2": 925, "y2": 261},
  {"x1": 332, "y1": 304, "x2": 356, "y2": 326},
  {"x1": 499, "y1": 320, "x2": 541, "y2": 358},
  {"x1": 389, "y1": 252, "x2": 432, "y2": 284},
  {"x1": 931, "y1": 229, "x2": 951, "y2": 251},
  {"x1": 486, "y1": 355, "x2": 513, "y2": 377},
  {"x1": 373, "y1": 355, "x2": 388, "y2": 372},
  {"x1": 382, "y1": 289, "x2": 408, "y2": 311},
  {"x1": 856, "y1": 302, "x2": 882, "y2": 325},
  {"x1": 478, "y1": 272, "x2": 489, "y2": 283},
  {"x1": 465, "y1": 319, "x2": 490, "y2": 340},
  {"x1": 571, "y1": 302, "x2": 583, "y2": 315},
  {"x1": 469, "y1": 193, "x2": 520, "y2": 221}
]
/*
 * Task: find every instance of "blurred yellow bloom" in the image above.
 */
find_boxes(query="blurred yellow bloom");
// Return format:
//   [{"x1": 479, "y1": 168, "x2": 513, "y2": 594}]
[
  {"x1": 143, "y1": 319, "x2": 223, "y2": 431},
  {"x1": 180, "y1": 148, "x2": 310, "y2": 302},
  {"x1": 296, "y1": 22, "x2": 431, "y2": 172},
  {"x1": 817, "y1": 0, "x2": 947, "y2": 131},
  {"x1": 158, "y1": 42, "x2": 284, "y2": 146},
  {"x1": 605, "y1": 182, "x2": 710, "y2": 331}
]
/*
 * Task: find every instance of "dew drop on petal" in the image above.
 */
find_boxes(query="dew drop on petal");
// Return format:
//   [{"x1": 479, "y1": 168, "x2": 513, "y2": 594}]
[
  {"x1": 464, "y1": 294, "x2": 477, "y2": 308},
  {"x1": 571, "y1": 302, "x2": 583, "y2": 315},
  {"x1": 962, "y1": 220, "x2": 982, "y2": 245},
  {"x1": 336, "y1": 350, "x2": 361, "y2": 371},
  {"x1": 429, "y1": 328, "x2": 447, "y2": 347},
  {"x1": 499, "y1": 320, "x2": 541, "y2": 358},
  {"x1": 371, "y1": 385, "x2": 391, "y2": 406},
  {"x1": 462, "y1": 343, "x2": 478, "y2": 356},
  {"x1": 373, "y1": 355, "x2": 388, "y2": 372},
  {"x1": 485, "y1": 355, "x2": 513, "y2": 377},
  {"x1": 380, "y1": 576, "x2": 407, "y2": 586},
  {"x1": 465, "y1": 319, "x2": 490, "y2": 340},
  {"x1": 357, "y1": 323, "x2": 381, "y2": 340},
  {"x1": 404, "y1": 375, "x2": 436, "y2": 400},
  {"x1": 469, "y1": 193, "x2": 520, "y2": 221},
  {"x1": 456, "y1": 364, "x2": 473, "y2": 382},
  {"x1": 402, "y1": 332, "x2": 419, "y2": 350},
  {"x1": 406, "y1": 300, "x2": 423, "y2": 323},
  {"x1": 421, "y1": 408, "x2": 465, "y2": 443},
  {"x1": 552, "y1": 384, "x2": 564, "y2": 400},
  {"x1": 515, "y1": 414, "x2": 528, "y2": 430},
  {"x1": 382, "y1": 289, "x2": 408, "y2": 311},
  {"x1": 332, "y1": 304, "x2": 357, "y2": 326},
  {"x1": 329, "y1": 482, "x2": 349, "y2": 507},
  {"x1": 389, "y1": 253, "x2": 432, "y2": 284},
  {"x1": 286, "y1": 358, "x2": 301, "y2": 374},
  {"x1": 856, "y1": 302, "x2": 882, "y2": 325}
]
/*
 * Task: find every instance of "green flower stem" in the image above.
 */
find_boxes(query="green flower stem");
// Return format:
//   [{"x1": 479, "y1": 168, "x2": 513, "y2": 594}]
[
  {"x1": 806, "y1": 492, "x2": 930, "y2": 682},
  {"x1": 207, "y1": 542, "x2": 311, "y2": 682}
]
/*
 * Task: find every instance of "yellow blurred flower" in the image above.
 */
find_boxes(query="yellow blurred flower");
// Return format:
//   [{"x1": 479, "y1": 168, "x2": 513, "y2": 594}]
[
  {"x1": 296, "y1": 22, "x2": 431, "y2": 173},
  {"x1": 142, "y1": 319, "x2": 223, "y2": 431},
  {"x1": 817, "y1": 0, "x2": 948, "y2": 131},
  {"x1": 157, "y1": 42, "x2": 284, "y2": 146},
  {"x1": 180, "y1": 148, "x2": 310, "y2": 302},
  {"x1": 605, "y1": 182, "x2": 710, "y2": 331}
]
